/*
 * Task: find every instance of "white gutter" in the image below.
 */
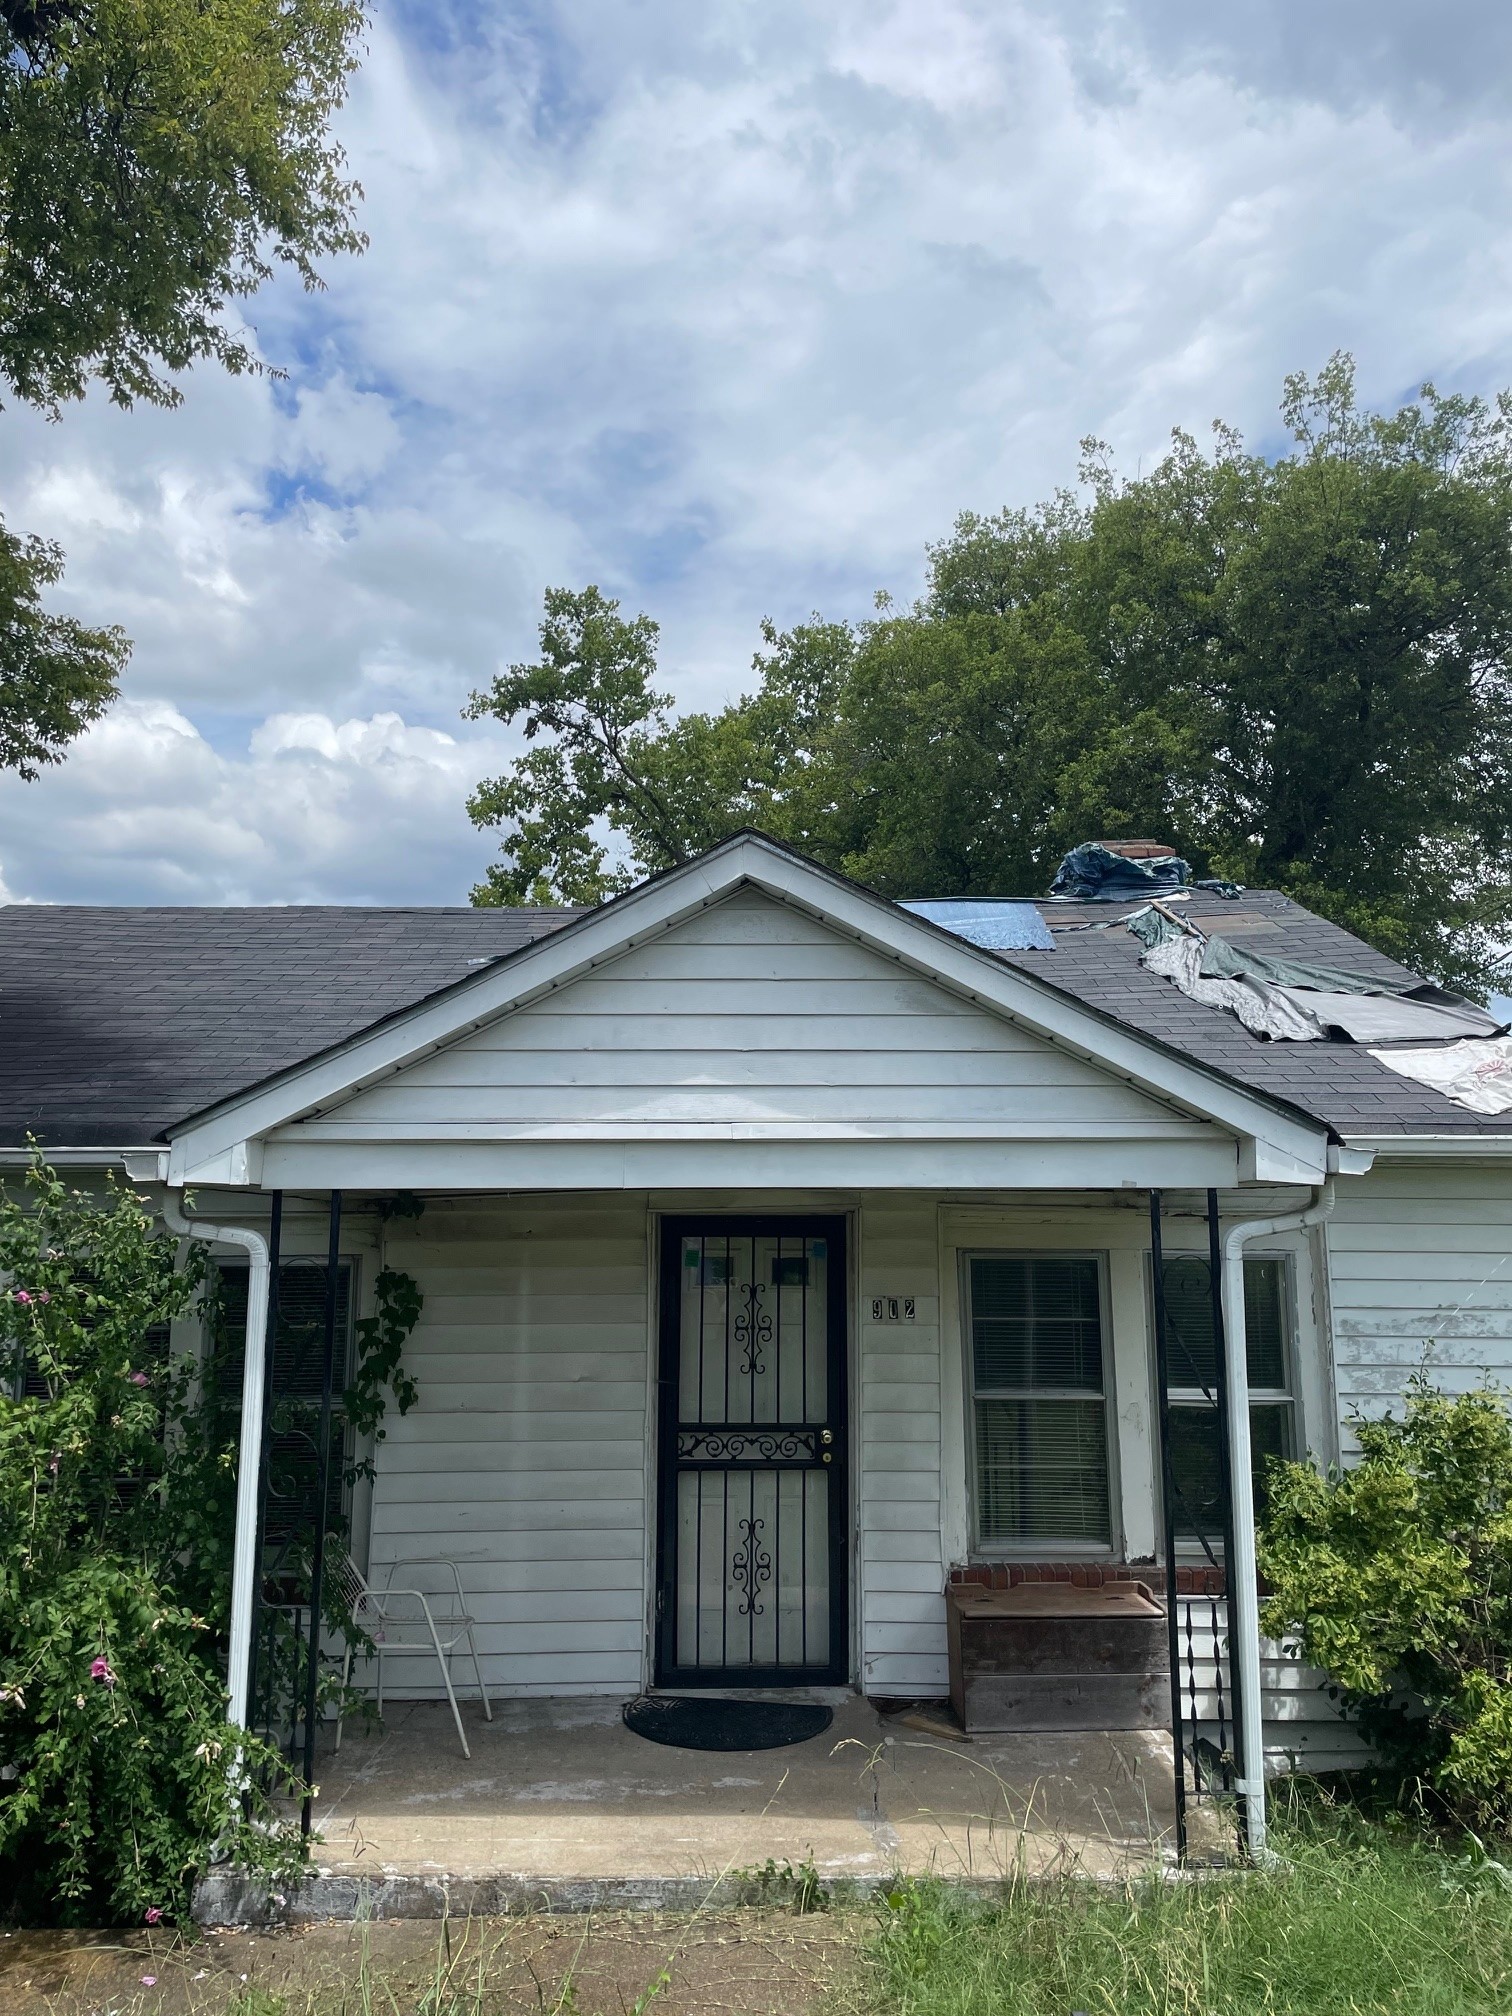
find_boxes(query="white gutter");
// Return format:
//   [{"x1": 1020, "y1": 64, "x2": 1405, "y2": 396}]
[
  {"x1": 0, "y1": 1146, "x2": 162, "y2": 1167},
  {"x1": 1221, "y1": 1177, "x2": 1335, "y2": 1863},
  {"x1": 159, "y1": 1188, "x2": 269, "y2": 1731},
  {"x1": 1341, "y1": 1134, "x2": 1512, "y2": 1157}
]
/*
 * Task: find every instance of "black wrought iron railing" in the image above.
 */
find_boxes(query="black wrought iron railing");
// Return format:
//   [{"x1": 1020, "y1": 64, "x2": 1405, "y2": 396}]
[{"x1": 1151, "y1": 1188, "x2": 1247, "y2": 1863}]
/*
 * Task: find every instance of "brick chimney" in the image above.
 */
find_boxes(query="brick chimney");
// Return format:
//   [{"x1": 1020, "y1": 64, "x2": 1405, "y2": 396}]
[{"x1": 1095, "y1": 839, "x2": 1177, "y2": 861}]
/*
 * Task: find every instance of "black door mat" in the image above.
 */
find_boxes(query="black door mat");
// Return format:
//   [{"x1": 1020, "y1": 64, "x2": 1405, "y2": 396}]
[{"x1": 623, "y1": 1695, "x2": 834, "y2": 1752}]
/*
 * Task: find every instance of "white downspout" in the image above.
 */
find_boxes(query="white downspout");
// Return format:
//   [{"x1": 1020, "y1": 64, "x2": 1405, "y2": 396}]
[
  {"x1": 1221, "y1": 1175, "x2": 1335, "y2": 1862},
  {"x1": 160, "y1": 1189, "x2": 269, "y2": 1732}
]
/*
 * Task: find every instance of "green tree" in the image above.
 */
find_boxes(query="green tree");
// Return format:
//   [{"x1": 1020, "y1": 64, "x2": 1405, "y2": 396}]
[
  {"x1": 1064, "y1": 358, "x2": 1512, "y2": 986},
  {"x1": 469, "y1": 358, "x2": 1512, "y2": 992},
  {"x1": 0, "y1": 521, "x2": 125, "y2": 775},
  {"x1": 465, "y1": 584, "x2": 691, "y2": 906},
  {"x1": 0, "y1": 0, "x2": 366, "y2": 774}
]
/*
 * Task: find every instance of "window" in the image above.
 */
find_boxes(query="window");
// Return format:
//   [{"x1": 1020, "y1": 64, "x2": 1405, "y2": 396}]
[
  {"x1": 966, "y1": 1253, "x2": 1112, "y2": 1547},
  {"x1": 210, "y1": 1259, "x2": 354, "y2": 1544},
  {"x1": 1157, "y1": 1253, "x2": 1294, "y2": 1541}
]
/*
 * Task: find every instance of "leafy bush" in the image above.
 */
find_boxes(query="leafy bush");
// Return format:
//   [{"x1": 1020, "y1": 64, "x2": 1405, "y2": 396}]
[
  {"x1": 0, "y1": 1161, "x2": 305, "y2": 1925},
  {"x1": 1259, "y1": 1372, "x2": 1512, "y2": 1825}
]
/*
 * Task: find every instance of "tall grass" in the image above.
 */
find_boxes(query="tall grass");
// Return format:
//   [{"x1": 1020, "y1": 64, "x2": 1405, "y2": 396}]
[{"x1": 856, "y1": 1799, "x2": 1512, "y2": 2016}]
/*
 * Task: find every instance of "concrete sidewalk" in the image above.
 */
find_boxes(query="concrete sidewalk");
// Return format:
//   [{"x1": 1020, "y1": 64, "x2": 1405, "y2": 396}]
[{"x1": 199, "y1": 1694, "x2": 1201, "y2": 1922}]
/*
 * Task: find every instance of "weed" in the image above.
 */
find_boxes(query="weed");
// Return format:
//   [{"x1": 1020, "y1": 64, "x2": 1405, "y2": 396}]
[
  {"x1": 225, "y1": 1993, "x2": 287, "y2": 2016},
  {"x1": 733, "y1": 1854, "x2": 830, "y2": 1913}
]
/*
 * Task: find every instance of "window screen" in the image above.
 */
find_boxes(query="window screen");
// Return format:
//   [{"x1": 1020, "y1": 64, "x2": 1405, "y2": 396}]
[
  {"x1": 1157, "y1": 1252, "x2": 1293, "y2": 1541},
  {"x1": 968, "y1": 1254, "x2": 1111, "y2": 1546}
]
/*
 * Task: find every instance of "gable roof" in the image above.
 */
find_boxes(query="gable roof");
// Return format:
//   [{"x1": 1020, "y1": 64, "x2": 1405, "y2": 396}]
[
  {"x1": 0, "y1": 833, "x2": 1499, "y2": 1157},
  {"x1": 146, "y1": 835, "x2": 1345, "y2": 1191}
]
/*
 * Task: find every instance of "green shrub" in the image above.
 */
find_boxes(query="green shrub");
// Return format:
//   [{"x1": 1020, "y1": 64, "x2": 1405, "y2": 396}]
[
  {"x1": 0, "y1": 1161, "x2": 304, "y2": 1925},
  {"x1": 1259, "y1": 1372, "x2": 1512, "y2": 1825}
]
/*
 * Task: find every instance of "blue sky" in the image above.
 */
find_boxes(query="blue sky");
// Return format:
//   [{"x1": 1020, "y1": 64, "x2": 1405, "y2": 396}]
[{"x1": 1, "y1": 0, "x2": 1510, "y2": 904}]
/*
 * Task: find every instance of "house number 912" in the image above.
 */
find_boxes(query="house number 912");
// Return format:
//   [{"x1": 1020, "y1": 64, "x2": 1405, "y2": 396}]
[{"x1": 871, "y1": 1296, "x2": 916, "y2": 1323}]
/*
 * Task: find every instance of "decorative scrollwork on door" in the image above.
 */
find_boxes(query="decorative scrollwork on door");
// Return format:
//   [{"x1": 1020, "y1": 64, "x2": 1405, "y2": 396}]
[
  {"x1": 733, "y1": 1279, "x2": 773, "y2": 1375},
  {"x1": 730, "y1": 1516, "x2": 773, "y2": 1616},
  {"x1": 678, "y1": 1429, "x2": 817, "y2": 1463}
]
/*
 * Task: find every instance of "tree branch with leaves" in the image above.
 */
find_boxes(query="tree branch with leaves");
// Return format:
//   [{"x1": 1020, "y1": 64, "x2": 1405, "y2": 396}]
[{"x1": 0, "y1": 0, "x2": 367, "y2": 782}]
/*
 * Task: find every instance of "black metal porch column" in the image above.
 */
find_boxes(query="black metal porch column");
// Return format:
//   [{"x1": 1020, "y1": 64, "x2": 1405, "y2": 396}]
[
  {"x1": 300, "y1": 1190, "x2": 343, "y2": 1836},
  {"x1": 1149, "y1": 1190, "x2": 1188, "y2": 1863},
  {"x1": 1207, "y1": 1187, "x2": 1248, "y2": 1847},
  {"x1": 243, "y1": 1191, "x2": 282, "y2": 1743}
]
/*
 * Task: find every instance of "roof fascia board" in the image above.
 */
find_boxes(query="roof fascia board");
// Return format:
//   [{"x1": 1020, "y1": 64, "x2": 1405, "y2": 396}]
[
  {"x1": 256, "y1": 1134, "x2": 1245, "y2": 1193},
  {"x1": 165, "y1": 835, "x2": 1329, "y2": 1183},
  {"x1": 1341, "y1": 1133, "x2": 1512, "y2": 1157}
]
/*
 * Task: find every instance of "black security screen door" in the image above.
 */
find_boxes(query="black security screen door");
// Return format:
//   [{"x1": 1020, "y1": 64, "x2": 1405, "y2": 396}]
[{"x1": 656, "y1": 1217, "x2": 848, "y2": 1687}]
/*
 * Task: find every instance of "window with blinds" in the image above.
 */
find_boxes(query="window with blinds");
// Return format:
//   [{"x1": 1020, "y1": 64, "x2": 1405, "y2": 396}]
[
  {"x1": 966, "y1": 1253, "x2": 1112, "y2": 1548},
  {"x1": 1156, "y1": 1252, "x2": 1294, "y2": 1541}
]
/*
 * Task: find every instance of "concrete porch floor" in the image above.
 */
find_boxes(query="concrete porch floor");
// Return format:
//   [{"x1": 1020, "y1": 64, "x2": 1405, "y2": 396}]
[{"x1": 200, "y1": 1694, "x2": 1207, "y2": 1921}]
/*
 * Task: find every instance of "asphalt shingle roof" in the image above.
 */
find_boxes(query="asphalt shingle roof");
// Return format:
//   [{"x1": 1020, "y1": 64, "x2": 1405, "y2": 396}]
[
  {"x1": 0, "y1": 884, "x2": 1501, "y2": 1149},
  {"x1": 1004, "y1": 888, "x2": 1512, "y2": 1138},
  {"x1": 0, "y1": 906, "x2": 576, "y2": 1147}
]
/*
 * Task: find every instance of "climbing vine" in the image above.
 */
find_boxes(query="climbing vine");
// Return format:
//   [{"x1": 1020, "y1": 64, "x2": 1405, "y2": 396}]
[{"x1": 343, "y1": 1263, "x2": 423, "y2": 1450}]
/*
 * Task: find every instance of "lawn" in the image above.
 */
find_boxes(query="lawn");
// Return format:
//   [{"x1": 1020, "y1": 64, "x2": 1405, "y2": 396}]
[
  {"x1": 857, "y1": 1798, "x2": 1512, "y2": 2016},
  {"x1": 4, "y1": 1800, "x2": 1512, "y2": 2016}
]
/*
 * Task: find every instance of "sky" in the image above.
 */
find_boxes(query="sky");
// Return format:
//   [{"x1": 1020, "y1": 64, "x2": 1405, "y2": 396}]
[{"x1": 2, "y1": 0, "x2": 1511, "y2": 907}]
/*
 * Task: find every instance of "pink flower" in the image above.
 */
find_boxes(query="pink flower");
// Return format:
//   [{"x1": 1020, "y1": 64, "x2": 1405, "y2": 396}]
[
  {"x1": 140, "y1": 1976, "x2": 157, "y2": 1988},
  {"x1": 14, "y1": 1290, "x2": 30, "y2": 1305},
  {"x1": 89, "y1": 1656, "x2": 115, "y2": 1687},
  {"x1": 129, "y1": 1371, "x2": 149, "y2": 1387},
  {"x1": 144, "y1": 1906, "x2": 163, "y2": 1924},
  {"x1": 37, "y1": 1290, "x2": 50, "y2": 1303}
]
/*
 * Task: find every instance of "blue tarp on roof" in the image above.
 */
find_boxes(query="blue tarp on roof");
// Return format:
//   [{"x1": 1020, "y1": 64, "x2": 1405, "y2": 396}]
[{"x1": 900, "y1": 899, "x2": 1056, "y2": 951}]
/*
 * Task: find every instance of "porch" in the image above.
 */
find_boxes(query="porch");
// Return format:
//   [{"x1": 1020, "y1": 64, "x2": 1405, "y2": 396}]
[
  {"x1": 158, "y1": 841, "x2": 1365, "y2": 1888},
  {"x1": 199, "y1": 1694, "x2": 1200, "y2": 1922}
]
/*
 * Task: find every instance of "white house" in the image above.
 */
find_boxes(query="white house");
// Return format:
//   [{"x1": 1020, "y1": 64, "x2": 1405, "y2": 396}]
[{"x1": 6, "y1": 832, "x2": 1510, "y2": 1830}]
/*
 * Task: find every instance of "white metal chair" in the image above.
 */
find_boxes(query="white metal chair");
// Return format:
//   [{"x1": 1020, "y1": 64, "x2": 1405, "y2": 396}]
[{"x1": 332, "y1": 1550, "x2": 493, "y2": 1758}]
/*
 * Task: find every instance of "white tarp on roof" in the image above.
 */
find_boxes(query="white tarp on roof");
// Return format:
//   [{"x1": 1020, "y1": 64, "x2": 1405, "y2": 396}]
[
  {"x1": 1136, "y1": 907, "x2": 1506, "y2": 1046},
  {"x1": 1370, "y1": 1037, "x2": 1512, "y2": 1115},
  {"x1": 1142, "y1": 931, "x2": 1326, "y2": 1040},
  {"x1": 1279, "y1": 989, "x2": 1503, "y2": 1044}
]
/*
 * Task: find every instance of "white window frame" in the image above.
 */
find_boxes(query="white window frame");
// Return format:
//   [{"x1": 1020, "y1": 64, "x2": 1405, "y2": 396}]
[{"x1": 961, "y1": 1247, "x2": 1119, "y2": 1558}]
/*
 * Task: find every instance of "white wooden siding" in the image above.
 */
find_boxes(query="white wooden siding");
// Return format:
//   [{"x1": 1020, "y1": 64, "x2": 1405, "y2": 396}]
[
  {"x1": 857, "y1": 1203, "x2": 948, "y2": 1694},
  {"x1": 1329, "y1": 1163, "x2": 1512, "y2": 1443},
  {"x1": 310, "y1": 888, "x2": 1216, "y2": 1147},
  {"x1": 1178, "y1": 1600, "x2": 1364, "y2": 1773},
  {"x1": 340, "y1": 1164, "x2": 1478, "y2": 1749},
  {"x1": 362, "y1": 1200, "x2": 651, "y2": 1698}
]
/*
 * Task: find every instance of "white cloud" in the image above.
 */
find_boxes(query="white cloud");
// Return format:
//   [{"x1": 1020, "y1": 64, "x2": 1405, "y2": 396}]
[
  {"x1": 0, "y1": 0, "x2": 1510, "y2": 901},
  {"x1": 0, "y1": 700, "x2": 505, "y2": 904}
]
